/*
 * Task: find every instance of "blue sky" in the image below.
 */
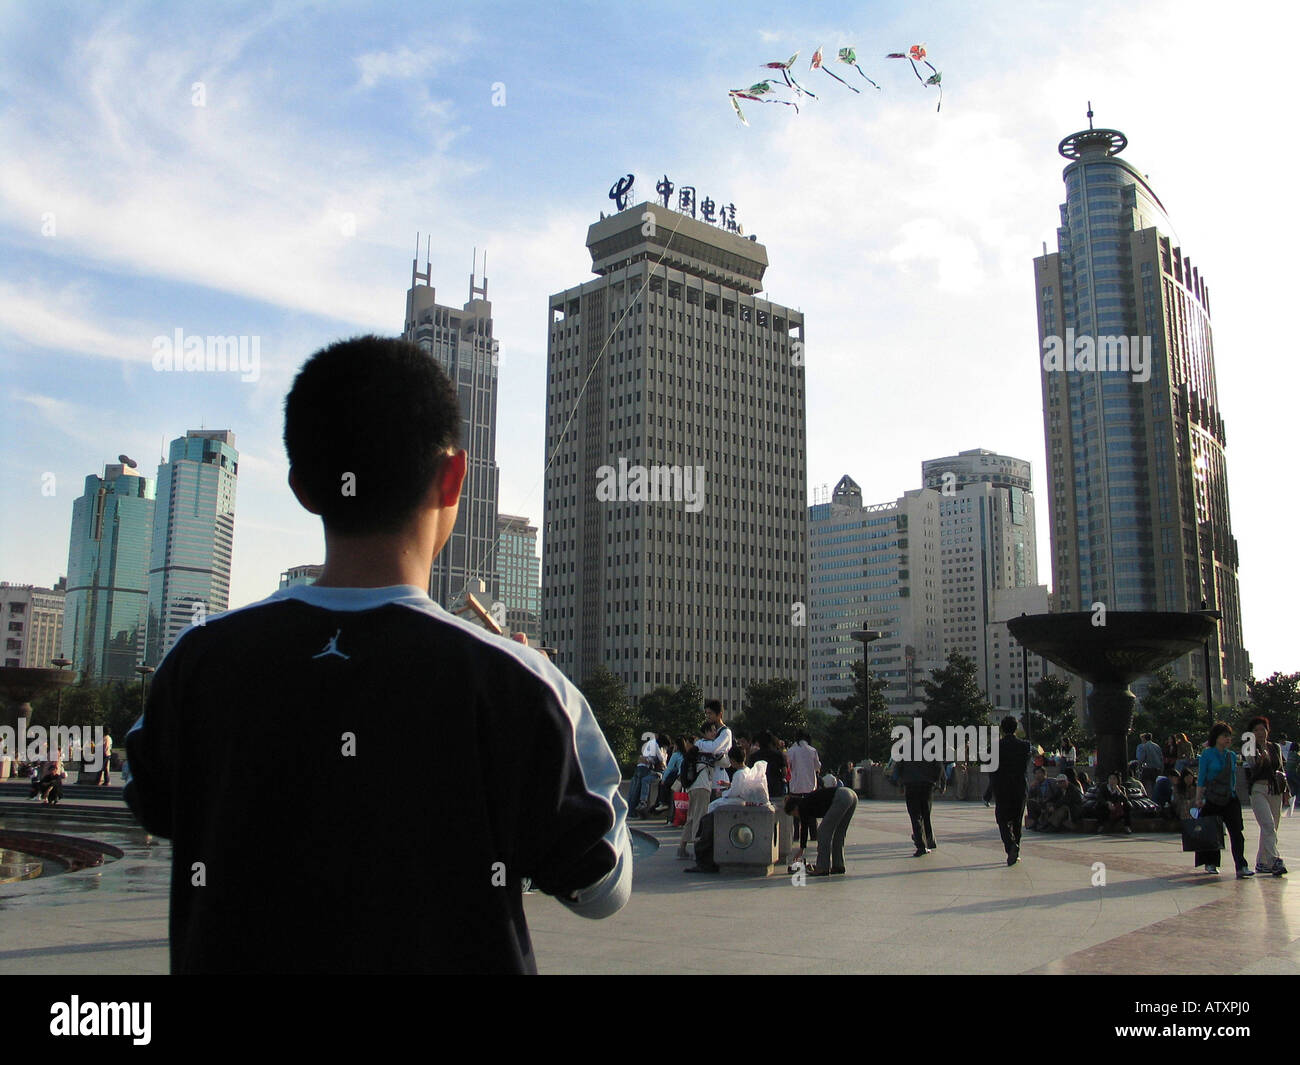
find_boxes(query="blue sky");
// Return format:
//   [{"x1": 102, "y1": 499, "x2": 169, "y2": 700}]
[{"x1": 1, "y1": 0, "x2": 1295, "y2": 678}]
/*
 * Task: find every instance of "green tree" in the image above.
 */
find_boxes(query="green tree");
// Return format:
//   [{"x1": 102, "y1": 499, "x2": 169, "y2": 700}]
[
  {"x1": 1238, "y1": 672, "x2": 1300, "y2": 743},
  {"x1": 1133, "y1": 667, "x2": 1205, "y2": 746},
  {"x1": 634, "y1": 686, "x2": 676, "y2": 735},
  {"x1": 824, "y1": 662, "x2": 893, "y2": 767},
  {"x1": 740, "y1": 677, "x2": 808, "y2": 738},
  {"x1": 634, "y1": 680, "x2": 704, "y2": 741},
  {"x1": 1025, "y1": 673, "x2": 1080, "y2": 755},
  {"x1": 106, "y1": 680, "x2": 147, "y2": 743},
  {"x1": 580, "y1": 666, "x2": 636, "y2": 770},
  {"x1": 667, "y1": 680, "x2": 704, "y2": 740},
  {"x1": 922, "y1": 652, "x2": 994, "y2": 731}
]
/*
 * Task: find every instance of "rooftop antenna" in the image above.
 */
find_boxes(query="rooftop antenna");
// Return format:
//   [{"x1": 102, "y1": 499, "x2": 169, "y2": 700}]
[
  {"x1": 470, "y1": 245, "x2": 489, "y2": 301},
  {"x1": 412, "y1": 231, "x2": 431, "y2": 289},
  {"x1": 1087, "y1": 101, "x2": 1094, "y2": 129}
]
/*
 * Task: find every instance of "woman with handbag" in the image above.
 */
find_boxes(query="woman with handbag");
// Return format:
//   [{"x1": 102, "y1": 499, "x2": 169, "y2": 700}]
[
  {"x1": 1194, "y1": 722, "x2": 1253, "y2": 878},
  {"x1": 1244, "y1": 716, "x2": 1288, "y2": 876}
]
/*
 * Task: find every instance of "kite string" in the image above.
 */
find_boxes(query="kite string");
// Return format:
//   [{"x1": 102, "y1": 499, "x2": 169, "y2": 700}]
[{"x1": 453, "y1": 205, "x2": 692, "y2": 609}]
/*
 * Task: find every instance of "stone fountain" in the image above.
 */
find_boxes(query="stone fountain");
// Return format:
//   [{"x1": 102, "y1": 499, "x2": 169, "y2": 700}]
[{"x1": 1006, "y1": 611, "x2": 1215, "y2": 784}]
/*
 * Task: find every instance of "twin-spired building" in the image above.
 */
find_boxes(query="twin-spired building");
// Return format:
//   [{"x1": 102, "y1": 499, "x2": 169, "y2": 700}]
[
  {"x1": 543, "y1": 198, "x2": 808, "y2": 701},
  {"x1": 402, "y1": 254, "x2": 501, "y2": 609},
  {"x1": 1033, "y1": 119, "x2": 1250, "y2": 702}
]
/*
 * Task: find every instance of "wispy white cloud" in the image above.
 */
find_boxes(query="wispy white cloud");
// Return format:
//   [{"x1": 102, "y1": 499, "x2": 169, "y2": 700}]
[{"x1": 355, "y1": 42, "x2": 458, "y2": 88}]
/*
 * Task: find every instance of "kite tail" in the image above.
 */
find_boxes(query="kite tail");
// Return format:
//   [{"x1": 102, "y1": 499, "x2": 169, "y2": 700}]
[
  {"x1": 854, "y1": 64, "x2": 881, "y2": 91},
  {"x1": 788, "y1": 72, "x2": 817, "y2": 98},
  {"x1": 908, "y1": 58, "x2": 926, "y2": 84},
  {"x1": 823, "y1": 66, "x2": 861, "y2": 93}
]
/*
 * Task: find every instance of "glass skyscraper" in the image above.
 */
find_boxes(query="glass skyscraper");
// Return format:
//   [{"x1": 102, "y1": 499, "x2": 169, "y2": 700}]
[
  {"x1": 146, "y1": 430, "x2": 238, "y2": 666},
  {"x1": 63, "y1": 461, "x2": 155, "y2": 681},
  {"x1": 496, "y1": 513, "x2": 541, "y2": 641},
  {"x1": 1034, "y1": 117, "x2": 1249, "y2": 703}
]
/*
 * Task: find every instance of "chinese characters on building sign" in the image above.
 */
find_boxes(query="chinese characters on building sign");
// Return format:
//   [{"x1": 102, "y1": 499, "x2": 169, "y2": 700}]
[{"x1": 607, "y1": 174, "x2": 741, "y2": 234}]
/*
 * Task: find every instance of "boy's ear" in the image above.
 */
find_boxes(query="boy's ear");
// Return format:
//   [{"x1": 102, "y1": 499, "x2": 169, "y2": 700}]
[
  {"x1": 288, "y1": 468, "x2": 322, "y2": 515},
  {"x1": 433, "y1": 449, "x2": 468, "y2": 507}
]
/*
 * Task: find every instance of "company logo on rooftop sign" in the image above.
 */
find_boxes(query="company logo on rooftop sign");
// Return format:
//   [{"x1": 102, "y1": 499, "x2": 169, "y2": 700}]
[{"x1": 607, "y1": 173, "x2": 743, "y2": 235}]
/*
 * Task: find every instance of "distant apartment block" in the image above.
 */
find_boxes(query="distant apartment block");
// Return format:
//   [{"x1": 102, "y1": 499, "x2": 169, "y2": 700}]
[
  {"x1": 809, "y1": 476, "x2": 942, "y2": 714},
  {"x1": 0, "y1": 579, "x2": 66, "y2": 669}
]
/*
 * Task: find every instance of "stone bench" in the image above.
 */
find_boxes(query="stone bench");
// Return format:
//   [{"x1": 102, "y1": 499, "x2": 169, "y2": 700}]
[{"x1": 711, "y1": 803, "x2": 779, "y2": 875}]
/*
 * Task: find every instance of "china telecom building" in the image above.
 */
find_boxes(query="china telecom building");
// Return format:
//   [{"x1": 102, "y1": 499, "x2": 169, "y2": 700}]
[{"x1": 543, "y1": 198, "x2": 808, "y2": 703}]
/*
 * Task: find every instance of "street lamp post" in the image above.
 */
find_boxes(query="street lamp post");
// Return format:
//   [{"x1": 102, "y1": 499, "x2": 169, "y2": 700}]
[
  {"x1": 850, "y1": 628, "x2": 883, "y2": 765},
  {"x1": 134, "y1": 665, "x2": 155, "y2": 719},
  {"x1": 1021, "y1": 640, "x2": 1033, "y2": 748},
  {"x1": 51, "y1": 657, "x2": 71, "y2": 730}
]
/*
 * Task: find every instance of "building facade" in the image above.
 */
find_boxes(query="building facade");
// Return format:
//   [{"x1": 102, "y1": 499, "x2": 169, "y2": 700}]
[
  {"x1": 808, "y1": 477, "x2": 942, "y2": 714},
  {"x1": 1033, "y1": 119, "x2": 1249, "y2": 703},
  {"x1": 146, "y1": 430, "x2": 238, "y2": 665},
  {"x1": 496, "y1": 514, "x2": 541, "y2": 641},
  {"x1": 543, "y1": 200, "x2": 808, "y2": 703},
  {"x1": 63, "y1": 462, "x2": 155, "y2": 681},
  {"x1": 986, "y1": 585, "x2": 1051, "y2": 713},
  {"x1": 922, "y1": 449, "x2": 1046, "y2": 700},
  {"x1": 401, "y1": 255, "x2": 501, "y2": 610},
  {"x1": 0, "y1": 579, "x2": 66, "y2": 669}
]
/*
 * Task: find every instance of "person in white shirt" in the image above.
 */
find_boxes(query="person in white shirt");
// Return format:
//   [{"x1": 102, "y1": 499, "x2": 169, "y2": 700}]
[
  {"x1": 787, "y1": 731, "x2": 821, "y2": 795},
  {"x1": 99, "y1": 733, "x2": 113, "y2": 786}
]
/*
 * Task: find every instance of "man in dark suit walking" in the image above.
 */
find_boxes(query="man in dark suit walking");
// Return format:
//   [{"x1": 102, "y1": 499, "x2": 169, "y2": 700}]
[{"x1": 989, "y1": 715, "x2": 1032, "y2": 865}]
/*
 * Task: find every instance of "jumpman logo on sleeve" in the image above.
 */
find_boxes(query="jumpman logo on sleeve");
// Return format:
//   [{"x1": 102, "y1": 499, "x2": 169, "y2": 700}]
[{"x1": 312, "y1": 629, "x2": 351, "y2": 660}]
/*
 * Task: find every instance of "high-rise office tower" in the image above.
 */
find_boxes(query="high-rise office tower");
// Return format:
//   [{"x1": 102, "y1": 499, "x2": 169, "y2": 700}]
[
  {"x1": 496, "y1": 514, "x2": 541, "y2": 641},
  {"x1": 402, "y1": 250, "x2": 501, "y2": 609},
  {"x1": 146, "y1": 430, "x2": 238, "y2": 666},
  {"x1": 63, "y1": 460, "x2": 155, "y2": 681},
  {"x1": 0, "y1": 579, "x2": 66, "y2": 669},
  {"x1": 808, "y1": 477, "x2": 942, "y2": 713},
  {"x1": 543, "y1": 199, "x2": 807, "y2": 702},
  {"x1": 1033, "y1": 115, "x2": 1249, "y2": 703},
  {"x1": 921, "y1": 449, "x2": 1043, "y2": 697}
]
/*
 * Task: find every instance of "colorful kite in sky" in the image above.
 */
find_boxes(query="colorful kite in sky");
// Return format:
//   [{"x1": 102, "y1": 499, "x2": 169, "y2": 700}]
[
  {"x1": 810, "y1": 46, "x2": 859, "y2": 93},
  {"x1": 761, "y1": 52, "x2": 817, "y2": 98},
  {"x1": 730, "y1": 40, "x2": 943, "y2": 122},
  {"x1": 886, "y1": 43, "x2": 942, "y2": 110},
  {"x1": 728, "y1": 80, "x2": 800, "y2": 122},
  {"x1": 837, "y1": 47, "x2": 881, "y2": 91}
]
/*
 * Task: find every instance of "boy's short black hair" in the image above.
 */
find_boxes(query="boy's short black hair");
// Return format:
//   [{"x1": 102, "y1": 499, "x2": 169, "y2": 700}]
[
  {"x1": 284, "y1": 335, "x2": 461, "y2": 535},
  {"x1": 1000, "y1": 715, "x2": 1018, "y2": 734}
]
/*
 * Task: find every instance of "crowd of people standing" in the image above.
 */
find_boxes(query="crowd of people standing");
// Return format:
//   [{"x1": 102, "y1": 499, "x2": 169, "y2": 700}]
[{"x1": 625, "y1": 706, "x2": 1293, "y2": 882}]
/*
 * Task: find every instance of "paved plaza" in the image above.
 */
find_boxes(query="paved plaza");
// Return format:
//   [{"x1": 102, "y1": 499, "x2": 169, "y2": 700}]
[{"x1": 2, "y1": 793, "x2": 1297, "y2": 975}]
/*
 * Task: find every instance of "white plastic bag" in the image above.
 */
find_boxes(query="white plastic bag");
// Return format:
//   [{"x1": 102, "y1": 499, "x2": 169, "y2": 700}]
[{"x1": 726, "y1": 761, "x2": 771, "y2": 805}]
